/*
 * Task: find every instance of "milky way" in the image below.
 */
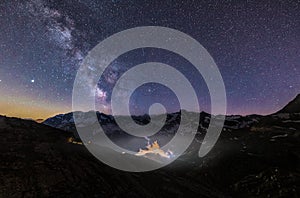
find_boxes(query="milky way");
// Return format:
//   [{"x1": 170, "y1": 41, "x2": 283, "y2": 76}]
[{"x1": 0, "y1": 0, "x2": 299, "y2": 119}]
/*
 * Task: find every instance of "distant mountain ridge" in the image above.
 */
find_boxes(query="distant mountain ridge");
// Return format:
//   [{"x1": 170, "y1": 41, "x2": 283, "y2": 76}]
[
  {"x1": 43, "y1": 111, "x2": 114, "y2": 133},
  {"x1": 43, "y1": 110, "x2": 258, "y2": 136},
  {"x1": 42, "y1": 94, "x2": 300, "y2": 136}
]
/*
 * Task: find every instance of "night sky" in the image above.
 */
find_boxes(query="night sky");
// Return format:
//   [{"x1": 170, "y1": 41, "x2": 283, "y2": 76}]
[{"x1": 0, "y1": 0, "x2": 299, "y2": 119}]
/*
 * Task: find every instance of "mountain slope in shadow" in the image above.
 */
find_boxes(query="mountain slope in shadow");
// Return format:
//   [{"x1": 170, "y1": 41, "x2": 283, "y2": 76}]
[
  {"x1": 277, "y1": 94, "x2": 300, "y2": 114},
  {"x1": 1, "y1": 94, "x2": 300, "y2": 197},
  {"x1": 0, "y1": 116, "x2": 226, "y2": 197}
]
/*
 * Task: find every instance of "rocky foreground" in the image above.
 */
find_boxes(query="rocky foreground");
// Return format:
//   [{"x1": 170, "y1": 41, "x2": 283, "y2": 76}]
[
  {"x1": 1, "y1": 94, "x2": 300, "y2": 198},
  {"x1": 0, "y1": 111, "x2": 299, "y2": 197}
]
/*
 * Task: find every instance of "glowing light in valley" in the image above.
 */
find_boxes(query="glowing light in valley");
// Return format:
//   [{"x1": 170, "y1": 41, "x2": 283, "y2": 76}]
[{"x1": 136, "y1": 141, "x2": 174, "y2": 159}]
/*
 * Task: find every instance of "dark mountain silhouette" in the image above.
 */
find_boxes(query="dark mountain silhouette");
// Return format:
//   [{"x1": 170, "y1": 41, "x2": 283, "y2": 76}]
[
  {"x1": 0, "y1": 95, "x2": 299, "y2": 197},
  {"x1": 0, "y1": 115, "x2": 227, "y2": 197},
  {"x1": 277, "y1": 94, "x2": 300, "y2": 114}
]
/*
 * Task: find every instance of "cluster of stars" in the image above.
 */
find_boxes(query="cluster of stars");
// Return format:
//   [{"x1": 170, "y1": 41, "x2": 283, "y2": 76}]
[{"x1": 0, "y1": 0, "x2": 299, "y2": 118}]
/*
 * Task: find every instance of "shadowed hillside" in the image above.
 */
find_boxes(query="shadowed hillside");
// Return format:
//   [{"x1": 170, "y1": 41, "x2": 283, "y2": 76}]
[
  {"x1": 0, "y1": 95, "x2": 300, "y2": 197},
  {"x1": 277, "y1": 94, "x2": 300, "y2": 114}
]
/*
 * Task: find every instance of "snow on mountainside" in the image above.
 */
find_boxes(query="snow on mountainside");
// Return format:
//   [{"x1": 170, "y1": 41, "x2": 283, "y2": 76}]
[
  {"x1": 42, "y1": 93, "x2": 300, "y2": 140},
  {"x1": 43, "y1": 111, "x2": 114, "y2": 134},
  {"x1": 43, "y1": 110, "x2": 259, "y2": 135}
]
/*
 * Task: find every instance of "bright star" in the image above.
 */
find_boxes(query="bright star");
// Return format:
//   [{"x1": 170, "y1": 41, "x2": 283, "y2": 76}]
[{"x1": 31, "y1": 79, "x2": 35, "y2": 83}]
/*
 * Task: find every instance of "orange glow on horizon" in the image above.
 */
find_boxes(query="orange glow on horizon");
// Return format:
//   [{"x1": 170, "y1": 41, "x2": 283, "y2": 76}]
[{"x1": 0, "y1": 91, "x2": 71, "y2": 120}]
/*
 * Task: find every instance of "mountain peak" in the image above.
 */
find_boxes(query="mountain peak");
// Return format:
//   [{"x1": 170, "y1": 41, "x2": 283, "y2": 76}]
[{"x1": 276, "y1": 94, "x2": 300, "y2": 114}]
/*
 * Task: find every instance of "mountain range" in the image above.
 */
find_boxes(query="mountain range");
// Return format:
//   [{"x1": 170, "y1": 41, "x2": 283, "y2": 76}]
[{"x1": 0, "y1": 94, "x2": 299, "y2": 197}]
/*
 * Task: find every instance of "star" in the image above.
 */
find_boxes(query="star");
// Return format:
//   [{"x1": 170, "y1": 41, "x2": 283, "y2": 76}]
[{"x1": 0, "y1": 0, "x2": 299, "y2": 118}]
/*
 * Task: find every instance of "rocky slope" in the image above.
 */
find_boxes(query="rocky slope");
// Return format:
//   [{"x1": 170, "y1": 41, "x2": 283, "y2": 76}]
[
  {"x1": 0, "y1": 115, "x2": 227, "y2": 197},
  {"x1": 1, "y1": 95, "x2": 300, "y2": 197},
  {"x1": 0, "y1": 112, "x2": 299, "y2": 197}
]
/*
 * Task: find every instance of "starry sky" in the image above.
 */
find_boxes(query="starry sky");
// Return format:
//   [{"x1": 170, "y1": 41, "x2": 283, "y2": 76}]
[{"x1": 0, "y1": 0, "x2": 299, "y2": 119}]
